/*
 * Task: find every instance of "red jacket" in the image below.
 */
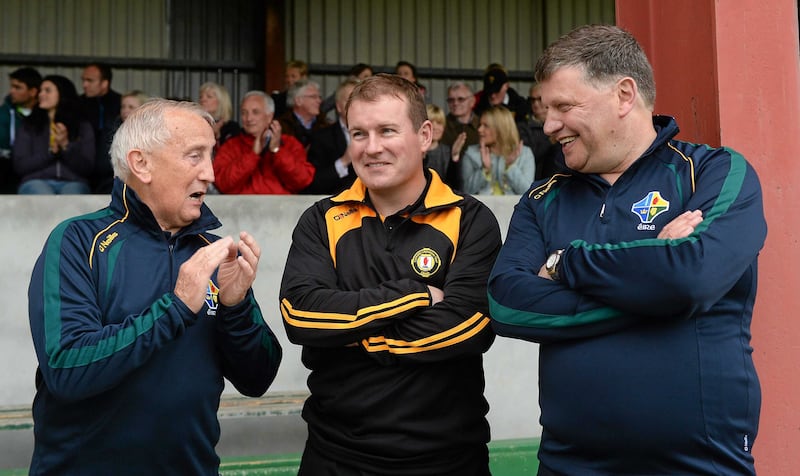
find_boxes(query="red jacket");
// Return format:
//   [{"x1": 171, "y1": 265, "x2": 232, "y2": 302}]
[{"x1": 213, "y1": 133, "x2": 314, "y2": 194}]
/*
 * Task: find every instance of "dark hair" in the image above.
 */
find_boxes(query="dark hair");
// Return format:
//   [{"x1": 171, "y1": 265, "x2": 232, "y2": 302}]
[
  {"x1": 534, "y1": 24, "x2": 656, "y2": 108},
  {"x1": 395, "y1": 61, "x2": 418, "y2": 80},
  {"x1": 349, "y1": 63, "x2": 373, "y2": 77},
  {"x1": 28, "y1": 75, "x2": 84, "y2": 140},
  {"x1": 86, "y1": 62, "x2": 113, "y2": 83},
  {"x1": 345, "y1": 73, "x2": 427, "y2": 130},
  {"x1": 9, "y1": 67, "x2": 42, "y2": 89}
]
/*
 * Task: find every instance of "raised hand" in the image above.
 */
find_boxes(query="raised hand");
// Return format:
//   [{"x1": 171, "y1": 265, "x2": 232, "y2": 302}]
[
  {"x1": 174, "y1": 236, "x2": 237, "y2": 313},
  {"x1": 216, "y1": 231, "x2": 261, "y2": 306}
]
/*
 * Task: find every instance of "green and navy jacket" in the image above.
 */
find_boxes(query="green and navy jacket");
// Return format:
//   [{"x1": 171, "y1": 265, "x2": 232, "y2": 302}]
[
  {"x1": 28, "y1": 178, "x2": 282, "y2": 475},
  {"x1": 488, "y1": 116, "x2": 766, "y2": 475},
  {"x1": 280, "y1": 170, "x2": 501, "y2": 474}
]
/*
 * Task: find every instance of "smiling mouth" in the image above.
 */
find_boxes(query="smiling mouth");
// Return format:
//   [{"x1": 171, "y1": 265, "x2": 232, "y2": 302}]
[{"x1": 559, "y1": 136, "x2": 577, "y2": 145}]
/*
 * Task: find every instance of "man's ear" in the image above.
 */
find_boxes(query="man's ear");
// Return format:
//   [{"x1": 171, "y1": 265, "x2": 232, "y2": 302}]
[
  {"x1": 616, "y1": 77, "x2": 638, "y2": 117},
  {"x1": 419, "y1": 120, "x2": 433, "y2": 153},
  {"x1": 127, "y1": 149, "x2": 152, "y2": 183}
]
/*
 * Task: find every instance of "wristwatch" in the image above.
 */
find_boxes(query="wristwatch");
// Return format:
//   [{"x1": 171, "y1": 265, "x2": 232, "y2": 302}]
[{"x1": 545, "y1": 249, "x2": 564, "y2": 280}]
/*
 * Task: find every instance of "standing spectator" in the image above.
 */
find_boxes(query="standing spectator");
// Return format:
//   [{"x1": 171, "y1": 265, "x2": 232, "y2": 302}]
[
  {"x1": 280, "y1": 73, "x2": 501, "y2": 475},
  {"x1": 199, "y1": 81, "x2": 241, "y2": 148},
  {"x1": 13, "y1": 75, "x2": 95, "y2": 194},
  {"x1": 395, "y1": 60, "x2": 427, "y2": 99},
  {"x1": 214, "y1": 91, "x2": 314, "y2": 194},
  {"x1": 0, "y1": 66, "x2": 41, "y2": 193},
  {"x1": 303, "y1": 78, "x2": 359, "y2": 195},
  {"x1": 441, "y1": 81, "x2": 479, "y2": 190},
  {"x1": 80, "y1": 62, "x2": 121, "y2": 193},
  {"x1": 27, "y1": 99, "x2": 282, "y2": 474},
  {"x1": 272, "y1": 59, "x2": 308, "y2": 117},
  {"x1": 461, "y1": 105, "x2": 535, "y2": 195},
  {"x1": 488, "y1": 25, "x2": 766, "y2": 475},
  {"x1": 521, "y1": 82, "x2": 561, "y2": 180},
  {"x1": 474, "y1": 67, "x2": 530, "y2": 121},
  {"x1": 424, "y1": 103, "x2": 464, "y2": 182},
  {"x1": 278, "y1": 79, "x2": 329, "y2": 149}
]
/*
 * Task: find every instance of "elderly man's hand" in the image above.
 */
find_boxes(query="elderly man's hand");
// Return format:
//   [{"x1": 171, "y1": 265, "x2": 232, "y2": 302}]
[
  {"x1": 216, "y1": 231, "x2": 261, "y2": 306},
  {"x1": 174, "y1": 236, "x2": 238, "y2": 313}
]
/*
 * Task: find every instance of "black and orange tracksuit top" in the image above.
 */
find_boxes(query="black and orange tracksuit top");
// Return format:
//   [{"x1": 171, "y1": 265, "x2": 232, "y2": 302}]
[{"x1": 280, "y1": 170, "x2": 502, "y2": 474}]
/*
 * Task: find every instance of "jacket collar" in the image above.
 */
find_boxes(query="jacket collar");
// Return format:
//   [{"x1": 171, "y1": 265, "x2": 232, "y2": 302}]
[{"x1": 331, "y1": 169, "x2": 463, "y2": 213}]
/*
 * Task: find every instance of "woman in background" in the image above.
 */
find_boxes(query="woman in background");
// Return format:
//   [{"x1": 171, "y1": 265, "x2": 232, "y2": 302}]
[
  {"x1": 461, "y1": 105, "x2": 535, "y2": 195},
  {"x1": 199, "y1": 81, "x2": 240, "y2": 148},
  {"x1": 13, "y1": 75, "x2": 94, "y2": 194}
]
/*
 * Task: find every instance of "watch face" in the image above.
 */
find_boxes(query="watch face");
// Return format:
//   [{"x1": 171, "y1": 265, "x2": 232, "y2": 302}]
[{"x1": 546, "y1": 253, "x2": 558, "y2": 269}]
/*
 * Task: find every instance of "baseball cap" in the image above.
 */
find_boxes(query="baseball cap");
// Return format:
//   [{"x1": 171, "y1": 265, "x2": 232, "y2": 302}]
[{"x1": 483, "y1": 68, "x2": 508, "y2": 94}]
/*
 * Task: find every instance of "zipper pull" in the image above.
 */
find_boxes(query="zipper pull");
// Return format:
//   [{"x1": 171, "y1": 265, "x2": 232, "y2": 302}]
[{"x1": 599, "y1": 203, "x2": 606, "y2": 218}]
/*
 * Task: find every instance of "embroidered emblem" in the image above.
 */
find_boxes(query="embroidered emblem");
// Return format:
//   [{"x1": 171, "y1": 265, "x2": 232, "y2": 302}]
[
  {"x1": 631, "y1": 191, "x2": 670, "y2": 231},
  {"x1": 411, "y1": 248, "x2": 441, "y2": 278},
  {"x1": 205, "y1": 280, "x2": 219, "y2": 316},
  {"x1": 98, "y1": 232, "x2": 119, "y2": 252}
]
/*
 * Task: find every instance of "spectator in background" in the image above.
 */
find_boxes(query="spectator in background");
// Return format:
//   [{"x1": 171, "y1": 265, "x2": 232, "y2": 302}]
[
  {"x1": 395, "y1": 60, "x2": 427, "y2": 99},
  {"x1": 521, "y1": 82, "x2": 561, "y2": 180},
  {"x1": 120, "y1": 90, "x2": 150, "y2": 122},
  {"x1": 321, "y1": 63, "x2": 373, "y2": 119},
  {"x1": 424, "y1": 103, "x2": 465, "y2": 184},
  {"x1": 13, "y1": 75, "x2": 95, "y2": 194},
  {"x1": 304, "y1": 78, "x2": 359, "y2": 195},
  {"x1": 0, "y1": 66, "x2": 42, "y2": 193},
  {"x1": 199, "y1": 81, "x2": 241, "y2": 148},
  {"x1": 474, "y1": 66, "x2": 530, "y2": 121},
  {"x1": 279, "y1": 79, "x2": 329, "y2": 149},
  {"x1": 80, "y1": 62, "x2": 121, "y2": 193},
  {"x1": 272, "y1": 60, "x2": 308, "y2": 117},
  {"x1": 461, "y1": 105, "x2": 535, "y2": 196},
  {"x1": 213, "y1": 91, "x2": 314, "y2": 194},
  {"x1": 441, "y1": 81, "x2": 479, "y2": 191}
]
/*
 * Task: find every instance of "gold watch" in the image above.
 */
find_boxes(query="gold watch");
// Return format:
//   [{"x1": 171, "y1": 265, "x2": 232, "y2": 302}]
[{"x1": 545, "y1": 249, "x2": 564, "y2": 280}]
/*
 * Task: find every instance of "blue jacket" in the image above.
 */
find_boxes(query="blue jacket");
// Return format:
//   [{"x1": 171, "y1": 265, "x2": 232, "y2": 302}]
[
  {"x1": 28, "y1": 178, "x2": 282, "y2": 475},
  {"x1": 488, "y1": 116, "x2": 766, "y2": 475}
]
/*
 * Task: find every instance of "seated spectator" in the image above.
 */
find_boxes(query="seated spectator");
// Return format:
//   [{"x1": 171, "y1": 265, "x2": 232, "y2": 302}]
[
  {"x1": 474, "y1": 66, "x2": 530, "y2": 121},
  {"x1": 303, "y1": 78, "x2": 359, "y2": 195},
  {"x1": 120, "y1": 90, "x2": 150, "y2": 122},
  {"x1": 321, "y1": 63, "x2": 373, "y2": 119},
  {"x1": 213, "y1": 91, "x2": 314, "y2": 194},
  {"x1": 1, "y1": 66, "x2": 42, "y2": 194},
  {"x1": 461, "y1": 105, "x2": 535, "y2": 196},
  {"x1": 199, "y1": 81, "x2": 240, "y2": 148},
  {"x1": 441, "y1": 81, "x2": 480, "y2": 190},
  {"x1": 278, "y1": 79, "x2": 329, "y2": 149},
  {"x1": 13, "y1": 75, "x2": 95, "y2": 194},
  {"x1": 395, "y1": 60, "x2": 427, "y2": 99},
  {"x1": 520, "y1": 82, "x2": 561, "y2": 180},
  {"x1": 425, "y1": 104, "x2": 465, "y2": 184},
  {"x1": 272, "y1": 60, "x2": 308, "y2": 117},
  {"x1": 97, "y1": 90, "x2": 151, "y2": 193}
]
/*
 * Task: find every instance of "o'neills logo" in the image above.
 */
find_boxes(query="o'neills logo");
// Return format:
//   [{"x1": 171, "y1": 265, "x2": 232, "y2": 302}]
[
  {"x1": 411, "y1": 248, "x2": 441, "y2": 278},
  {"x1": 98, "y1": 232, "x2": 119, "y2": 252}
]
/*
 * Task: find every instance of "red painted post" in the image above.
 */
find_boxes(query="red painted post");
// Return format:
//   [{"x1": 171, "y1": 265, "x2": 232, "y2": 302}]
[{"x1": 617, "y1": 1, "x2": 800, "y2": 473}]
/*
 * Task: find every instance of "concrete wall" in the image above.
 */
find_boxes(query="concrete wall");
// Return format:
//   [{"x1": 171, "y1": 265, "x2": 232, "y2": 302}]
[{"x1": 0, "y1": 194, "x2": 542, "y2": 441}]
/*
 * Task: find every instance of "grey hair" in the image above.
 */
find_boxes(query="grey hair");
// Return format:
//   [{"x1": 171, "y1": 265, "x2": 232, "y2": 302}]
[
  {"x1": 286, "y1": 79, "x2": 320, "y2": 108},
  {"x1": 447, "y1": 81, "x2": 473, "y2": 94},
  {"x1": 241, "y1": 90, "x2": 275, "y2": 114},
  {"x1": 534, "y1": 24, "x2": 656, "y2": 109},
  {"x1": 110, "y1": 99, "x2": 214, "y2": 181}
]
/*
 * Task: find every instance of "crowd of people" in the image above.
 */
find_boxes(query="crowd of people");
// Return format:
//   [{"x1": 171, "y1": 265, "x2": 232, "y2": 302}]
[
  {"x1": 21, "y1": 24, "x2": 767, "y2": 475},
  {"x1": 1, "y1": 58, "x2": 560, "y2": 197}
]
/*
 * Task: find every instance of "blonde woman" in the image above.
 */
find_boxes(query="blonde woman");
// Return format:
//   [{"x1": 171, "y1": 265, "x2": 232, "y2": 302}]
[
  {"x1": 424, "y1": 104, "x2": 464, "y2": 183},
  {"x1": 198, "y1": 81, "x2": 240, "y2": 147},
  {"x1": 461, "y1": 105, "x2": 535, "y2": 195}
]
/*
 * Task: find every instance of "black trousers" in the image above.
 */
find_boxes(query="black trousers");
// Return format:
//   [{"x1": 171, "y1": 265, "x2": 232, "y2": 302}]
[{"x1": 297, "y1": 441, "x2": 492, "y2": 476}]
